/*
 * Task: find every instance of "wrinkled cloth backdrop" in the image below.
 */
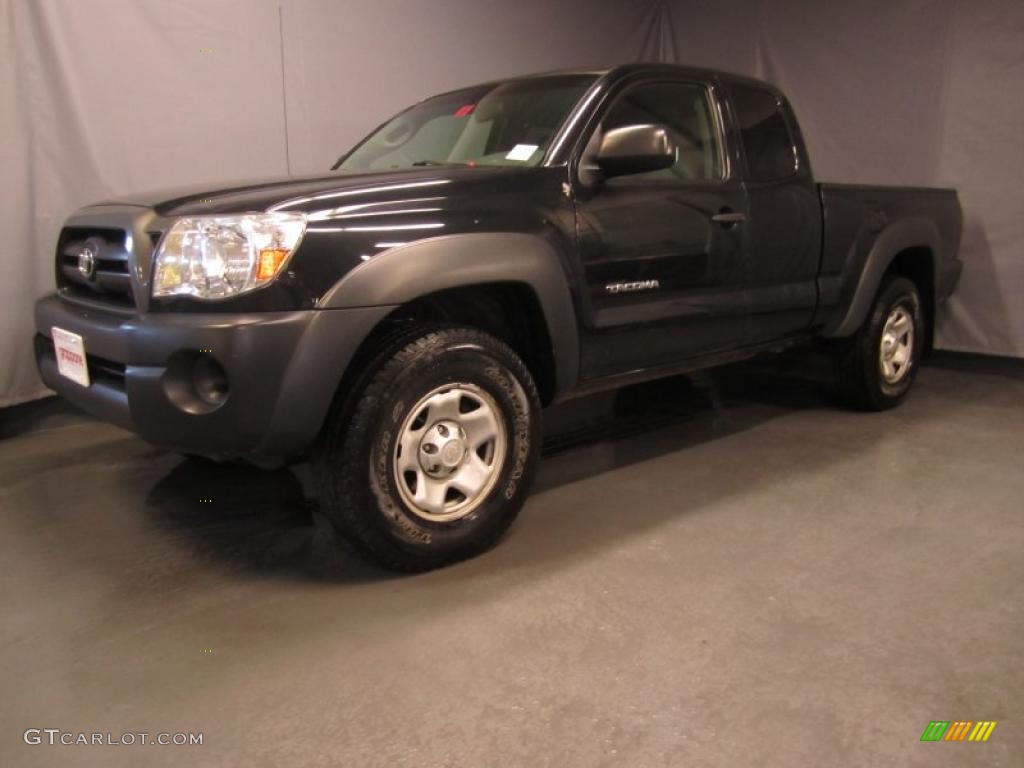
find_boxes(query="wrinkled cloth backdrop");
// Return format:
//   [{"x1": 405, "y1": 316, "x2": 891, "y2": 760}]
[{"x1": 2, "y1": 0, "x2": 1020, "y2": 405}]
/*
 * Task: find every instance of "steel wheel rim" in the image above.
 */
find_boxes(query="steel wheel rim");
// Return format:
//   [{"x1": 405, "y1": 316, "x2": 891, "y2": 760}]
[
  {"x1": 393, "y1": 383, "x2": 507, "y2": 523},
  {"x1": 879, "y1": 305, "x2": 914, "y2": 384}
]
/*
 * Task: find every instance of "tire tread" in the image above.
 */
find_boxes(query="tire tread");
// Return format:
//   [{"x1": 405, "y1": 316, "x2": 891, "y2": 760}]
[
  {"x1": 833, "y1": 275, "x2": 921, "y2": 412},
  {"x1": 314, "y1": 326, "x2": 538, "y2": 572}
]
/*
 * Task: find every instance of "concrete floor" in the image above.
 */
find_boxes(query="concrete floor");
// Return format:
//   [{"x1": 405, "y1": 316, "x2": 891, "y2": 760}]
[{"x1": 1, "y1": 352, "x2": 1021, "y2": 767}]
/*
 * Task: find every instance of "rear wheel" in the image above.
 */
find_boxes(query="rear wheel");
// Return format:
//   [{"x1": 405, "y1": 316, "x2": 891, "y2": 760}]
[
  {"x1": 314, "y1": 327, "x2": 541, "y2": 572},
  {"x1": 833, "y1": 276, "x2": 924, "y2": 410}
]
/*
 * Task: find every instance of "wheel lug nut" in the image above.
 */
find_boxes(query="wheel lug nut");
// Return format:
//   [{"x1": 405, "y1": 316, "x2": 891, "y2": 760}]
[
  {"x1": 423, "y1": 443, "x2": 437, "y2": 454},
  {"x1": 437, "y1": 424, "x2": 448, "y2": 437}
]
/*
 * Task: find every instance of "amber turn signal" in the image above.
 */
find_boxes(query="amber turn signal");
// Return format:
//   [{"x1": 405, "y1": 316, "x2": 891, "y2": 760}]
[{"x1": 257, "y1": 248, "x2": 289, "y2": 281}]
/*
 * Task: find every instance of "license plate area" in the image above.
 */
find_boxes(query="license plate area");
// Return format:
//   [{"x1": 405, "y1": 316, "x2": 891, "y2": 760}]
[{"x1": 52, "y1": 326, "x2": 91, "y2": 387}]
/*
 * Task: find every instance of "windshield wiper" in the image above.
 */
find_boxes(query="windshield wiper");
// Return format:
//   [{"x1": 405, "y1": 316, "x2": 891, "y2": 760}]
[{"x1": 410, "y1": 160, "x2": 466, "y2": 167}]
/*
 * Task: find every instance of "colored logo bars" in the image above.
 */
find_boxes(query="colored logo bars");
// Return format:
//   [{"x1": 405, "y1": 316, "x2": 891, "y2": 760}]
[{"x1": 920, "y1": 721, "x2": 997, "y2": 742}]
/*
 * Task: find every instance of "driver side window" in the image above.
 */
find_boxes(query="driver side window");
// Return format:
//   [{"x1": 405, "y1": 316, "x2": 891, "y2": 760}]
[{"x1": 597, "y1": 81, "x2": 723, "y2": 183}]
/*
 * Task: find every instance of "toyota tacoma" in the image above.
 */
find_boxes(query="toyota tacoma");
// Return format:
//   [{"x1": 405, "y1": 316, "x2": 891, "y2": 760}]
[{"x1": 34, "y1": 64, "x2": 963, "y2": 571}]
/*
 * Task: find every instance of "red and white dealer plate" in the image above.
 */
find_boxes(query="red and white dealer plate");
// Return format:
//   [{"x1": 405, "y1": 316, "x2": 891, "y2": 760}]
[{"x1": 52, "y1": 326, "x2": 90, "y2": 387}]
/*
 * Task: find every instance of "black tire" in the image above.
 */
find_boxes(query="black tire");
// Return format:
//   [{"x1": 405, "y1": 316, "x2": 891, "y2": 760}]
[
  {"x1": 833, "y1": 276, "x2": 924, "y2": 411},
  {"x1": 313, "y1": 327, "x2": 541, "y2": 572}
]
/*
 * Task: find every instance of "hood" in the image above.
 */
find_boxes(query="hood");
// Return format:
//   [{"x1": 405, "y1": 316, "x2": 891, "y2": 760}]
[{"x1": 92, "y1": 166, "x2": 530, "y2": 218}]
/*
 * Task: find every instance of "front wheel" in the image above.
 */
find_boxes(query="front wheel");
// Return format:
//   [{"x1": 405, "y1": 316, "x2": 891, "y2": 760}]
[
  {"x1": 833, "y1": 276, "x2": 924, "y2": 411},
  {"x1": 314, "y1": 327, "x2": 541, "y2": 572}
]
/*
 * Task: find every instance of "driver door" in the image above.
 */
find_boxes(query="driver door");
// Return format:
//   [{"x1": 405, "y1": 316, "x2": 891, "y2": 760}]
[{"x1": 573, "y1": 78, "x2": 749, "y2": 380}]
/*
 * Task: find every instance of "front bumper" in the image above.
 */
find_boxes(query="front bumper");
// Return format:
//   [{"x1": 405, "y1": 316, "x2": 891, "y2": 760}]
[{"x1": 34, "y1": 294, "x2": 393, "y2": 462}]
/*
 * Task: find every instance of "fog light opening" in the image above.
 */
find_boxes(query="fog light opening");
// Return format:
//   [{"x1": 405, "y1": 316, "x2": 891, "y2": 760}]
[
  {"x1": 192, "y1": 354, "x2": 229, "y2": 407},
  {"x1": 162, "y1": 350, "x2": 230, "y2": 415}
]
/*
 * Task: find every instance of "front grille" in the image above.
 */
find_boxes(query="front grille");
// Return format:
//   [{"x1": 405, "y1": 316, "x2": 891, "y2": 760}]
[
  {"x1": 89, "y1": 354, "x2": 127, "y2": 385},
  {"x1": 56, "y1": 226, "x2": 135, "y2": 309}
]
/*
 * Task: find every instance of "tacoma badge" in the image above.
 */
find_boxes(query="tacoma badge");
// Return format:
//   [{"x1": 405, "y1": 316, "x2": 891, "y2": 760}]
[{"x1": 605, "y1": 279, "x2": 660, "y2": 294}]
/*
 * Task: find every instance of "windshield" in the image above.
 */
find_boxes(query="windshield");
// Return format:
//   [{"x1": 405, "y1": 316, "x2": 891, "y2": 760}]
[{"x1": 336, "y1": 75, "x2": 596, "y2": 171}]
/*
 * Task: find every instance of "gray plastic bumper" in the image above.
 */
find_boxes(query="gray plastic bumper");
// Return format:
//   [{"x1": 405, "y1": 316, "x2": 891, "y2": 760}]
[{"x1": 34, "y1": 294, "x2": 394, "y2": 462}]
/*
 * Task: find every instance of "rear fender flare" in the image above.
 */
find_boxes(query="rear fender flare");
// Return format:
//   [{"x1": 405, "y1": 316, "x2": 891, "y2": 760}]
[{"x1": 825, "y1": 217, "x2": 939, "y2": 337}]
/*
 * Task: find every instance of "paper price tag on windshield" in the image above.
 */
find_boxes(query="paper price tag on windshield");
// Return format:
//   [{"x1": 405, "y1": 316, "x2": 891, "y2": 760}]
[{"x1": 505, "y1": 144, "x2": 538, "y2": 161}]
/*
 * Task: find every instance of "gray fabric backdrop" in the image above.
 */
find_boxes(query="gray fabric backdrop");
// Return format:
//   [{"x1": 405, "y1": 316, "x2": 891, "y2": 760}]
[
  {"x1": 641, "y1": 0, "x2": 1024, "y2": 363},
  {"x1": 2, "y1": 0, "x2": 1020, "y2": 405}
]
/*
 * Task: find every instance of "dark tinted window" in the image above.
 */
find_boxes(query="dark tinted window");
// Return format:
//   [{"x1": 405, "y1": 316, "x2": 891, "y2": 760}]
[
  {"x1": 600, "y1": 81, "x2": 722, "y2": 182},
  {"x1": 732, "y1": 86, "x2": 797, "y2": 181}
]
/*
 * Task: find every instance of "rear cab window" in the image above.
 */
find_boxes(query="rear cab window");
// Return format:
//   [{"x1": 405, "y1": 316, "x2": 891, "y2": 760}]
[{"x1": 730, "y1": 85, "x2": 799, "y2": 181}]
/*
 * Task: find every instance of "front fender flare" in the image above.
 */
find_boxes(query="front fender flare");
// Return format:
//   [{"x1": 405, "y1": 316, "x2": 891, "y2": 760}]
[{"x1": 320, "y1": 233, "x2": 580, "y2": 398}]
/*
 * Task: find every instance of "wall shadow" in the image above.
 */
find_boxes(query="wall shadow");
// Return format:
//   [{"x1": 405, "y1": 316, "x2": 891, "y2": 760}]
[
  {"x1": 936, "y1": 212, "x2": 1017, "y2": 356},
  {"x1": 928, "y1": 349, "x2": 1024, "y2": 382}
]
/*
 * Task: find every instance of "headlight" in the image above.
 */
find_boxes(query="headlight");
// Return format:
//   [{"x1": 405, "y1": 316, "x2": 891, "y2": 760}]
[{"x1": 152, "y1": 212, "x2": 306, "y2": 299}]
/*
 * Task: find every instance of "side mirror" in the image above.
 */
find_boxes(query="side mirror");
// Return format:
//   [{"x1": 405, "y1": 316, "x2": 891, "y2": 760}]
[{"x1": 596, "y1": 124, "x2": 675, "y2": 178}]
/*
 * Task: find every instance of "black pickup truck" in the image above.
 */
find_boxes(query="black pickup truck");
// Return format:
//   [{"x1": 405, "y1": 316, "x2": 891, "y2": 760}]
[{"x1": 34, "y1": 64, "x2": 962, "y2": 570}]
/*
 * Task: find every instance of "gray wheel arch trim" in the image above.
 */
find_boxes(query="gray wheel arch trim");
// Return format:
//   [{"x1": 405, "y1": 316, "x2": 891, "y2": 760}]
[
  {"x1": 320, "y1": 233, "x2": 581, "y2": 398},
  {"x1": 825, "y1": 216, "x2": 940, "y2": 337}
]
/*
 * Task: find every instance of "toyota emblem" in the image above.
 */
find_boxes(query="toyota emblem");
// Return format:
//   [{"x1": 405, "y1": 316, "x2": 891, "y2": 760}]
[{"x1": 78, "y1": 245, "x2": 97, "y2": 280}]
